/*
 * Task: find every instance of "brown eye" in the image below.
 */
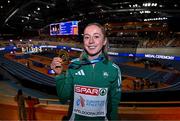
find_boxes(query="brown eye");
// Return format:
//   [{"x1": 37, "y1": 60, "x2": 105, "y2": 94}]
[
  {"x1": 84, "y1": 36, "x2": 90, "y2": 40},
  {"x1": 94, "y1": 35, "x2": 100, "y2": 39}
]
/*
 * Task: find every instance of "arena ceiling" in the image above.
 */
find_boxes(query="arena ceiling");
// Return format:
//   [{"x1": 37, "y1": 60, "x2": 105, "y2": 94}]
[{"x1": 0, "y1": 0, "x2": 180, "y2": 37}]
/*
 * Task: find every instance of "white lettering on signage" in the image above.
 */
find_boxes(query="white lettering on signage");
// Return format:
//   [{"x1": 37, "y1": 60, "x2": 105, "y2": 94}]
[
  {"x1": 75, "y1": 86, "x2": 99, "y2": 96},
  {"x1": 145, "y1": 54, "x2": 174, "y2": 60},
  {"x1": 108, "y1": 52, "x2": 119, "y2": 56}
]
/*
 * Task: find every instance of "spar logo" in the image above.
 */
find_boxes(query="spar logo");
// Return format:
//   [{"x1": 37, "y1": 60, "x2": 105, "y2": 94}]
[{"x1": 75, "y1": 85, "x2": 100, "y2": 96}]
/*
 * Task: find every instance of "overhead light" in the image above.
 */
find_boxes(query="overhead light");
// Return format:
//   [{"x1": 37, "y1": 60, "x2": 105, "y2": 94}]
[
  {"x1": 21, "y1": 16, "x2": 29, "y2": 20},
  {"x1": 159, "y1": 5, "x2": 163, "y2": 7},
  {"x1": 147, "y1": 3, "x2": 151, "y2": 7},
  {"x1": 143, "y1": 3, "x2": 158, "y2": 7},
  {"x1": 37, "y1": 7, "x2": 40, "y2": 11},
  {"x1": 0, "y1": 6, "x2": 3, "y2": 9},
  {"x1": 133, "y1": 4, "x2": 138, "y2": 7},
  {"x1": 144, "y1": 17, "x2": 168, "y2": 21},
  {"x1": 34, "y1": 11, "x2": 38, "y2": 14},
  {"x1": 35, "y1": 18, "x2": 42, "y2": 21},
  {"x1": 140, "y1": 10, "x2": 151, "y2": 14},
  {"x1": 174, "y1": 4, "x2": 178, "y2": 7},
  {"x1": 151, "y1": 3, "x2": 157, "y2": 6}
]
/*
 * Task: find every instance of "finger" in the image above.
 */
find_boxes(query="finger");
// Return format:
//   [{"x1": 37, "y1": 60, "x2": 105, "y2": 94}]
[
  {"x1": 50, "y1": 63, "x2": 56, "y2": 69},
  {"x1": 52, "y1": 58, "x2": 61, "y2": 63}
]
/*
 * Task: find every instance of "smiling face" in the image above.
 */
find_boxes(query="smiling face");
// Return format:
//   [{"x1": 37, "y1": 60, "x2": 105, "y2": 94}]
[{"x1": 83, "y1": 24, "x2": 107, "y2": 60}]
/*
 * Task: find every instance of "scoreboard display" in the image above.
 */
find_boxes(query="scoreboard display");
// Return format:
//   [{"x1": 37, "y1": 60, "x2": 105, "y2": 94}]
[{"x1": 50, "y1": 21, "x2": 78, "y2": 35}]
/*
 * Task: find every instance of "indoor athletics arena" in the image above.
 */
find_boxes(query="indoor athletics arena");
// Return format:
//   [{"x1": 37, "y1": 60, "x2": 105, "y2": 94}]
[{"x1": 0, "y1": 0, "x2": 180, "y2": 120}]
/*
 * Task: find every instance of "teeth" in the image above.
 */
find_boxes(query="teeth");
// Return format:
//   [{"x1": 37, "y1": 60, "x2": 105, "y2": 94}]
[{"x1": 89, "y1": 46, "x2": 96, "y2": 49}]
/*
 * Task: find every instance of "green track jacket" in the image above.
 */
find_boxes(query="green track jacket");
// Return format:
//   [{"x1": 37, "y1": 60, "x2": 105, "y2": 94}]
[{"x1": 55, "y1": 53, "x2": 121, "y2": 121}]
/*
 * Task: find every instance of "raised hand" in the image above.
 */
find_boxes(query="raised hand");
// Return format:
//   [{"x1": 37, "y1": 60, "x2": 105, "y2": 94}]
[{"x1": 50, "y1": 57, "x2": 63, "y2": 75}]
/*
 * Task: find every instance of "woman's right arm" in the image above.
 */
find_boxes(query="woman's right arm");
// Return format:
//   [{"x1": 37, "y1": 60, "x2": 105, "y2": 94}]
[
  {"x1": 51, "y1": 57, "x2": 73, "y2": 102},
  {"x1": 55, "y1": 69, "x2": 73, "y2": 103}
]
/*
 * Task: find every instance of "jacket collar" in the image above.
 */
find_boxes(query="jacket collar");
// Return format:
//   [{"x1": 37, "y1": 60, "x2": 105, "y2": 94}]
[{"x1": 81, "y1": 52, "x2": 107, "y2": 64}]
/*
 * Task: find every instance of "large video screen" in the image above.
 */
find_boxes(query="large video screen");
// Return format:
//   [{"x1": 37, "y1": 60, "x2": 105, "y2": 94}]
[
  {"x1": 50, "y1": 23, "x2": 60, "y2": 35},
  {"x1": 50, "y1": 21, "x2": 78, "y2": 36}
]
